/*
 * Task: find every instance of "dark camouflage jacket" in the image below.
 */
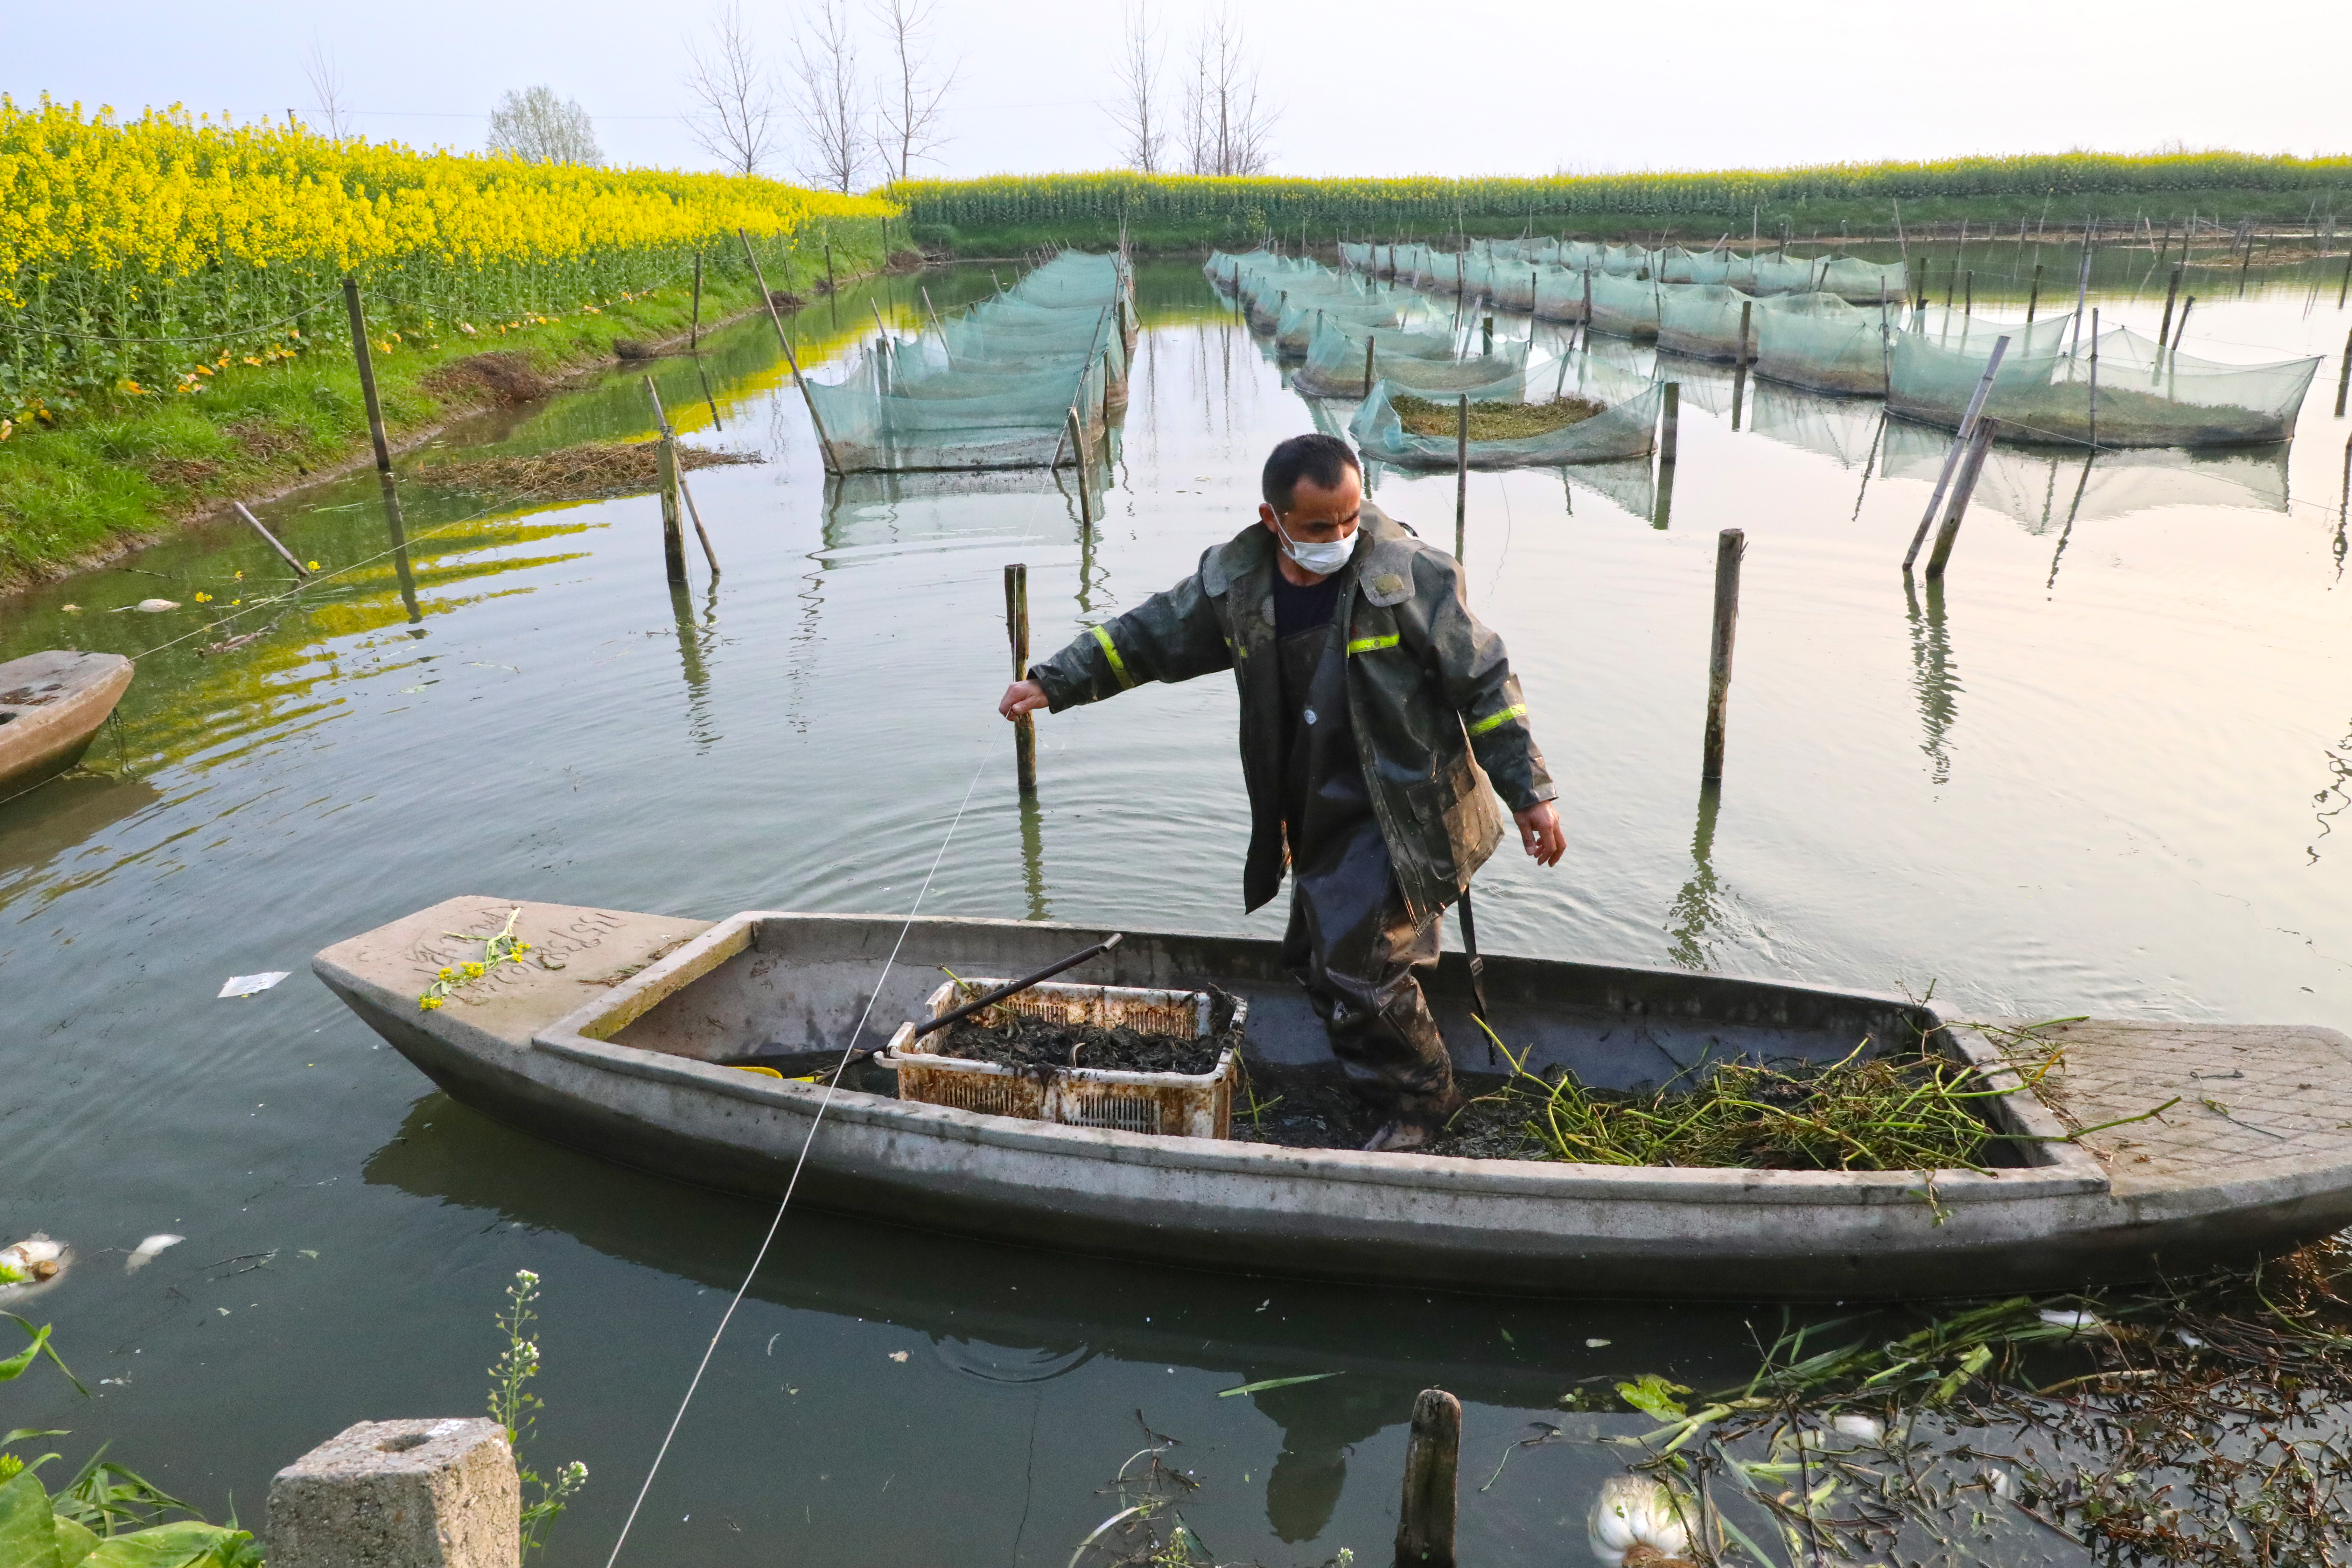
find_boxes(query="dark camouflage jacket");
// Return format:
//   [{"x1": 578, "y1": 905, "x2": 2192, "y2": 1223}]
[{"x1": 1028, "y1": 503, "x2": 1554, "y2": 924}]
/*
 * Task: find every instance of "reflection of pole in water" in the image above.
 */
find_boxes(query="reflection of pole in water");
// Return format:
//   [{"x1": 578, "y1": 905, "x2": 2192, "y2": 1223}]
[
  {"x1": 2336, "y1": 433, "x2": 2352, "y2": 584},
  {"x1": 1018, "y1": 787, "x2": 1050, "y2": 920},
  {"x1": 697, "y1": 362, "x2": 724, "y2": 432},
  {"x1": 388, "y1": 522, "x2": 424, "y2": 634},
  {"x1": 1664, "y1": 780, "x2": 1727, "y2": 971},
  {"x1": 1850, "y1": 411, "x2": 1887, "y2": 520},
  {"x1": 669, "y1": 579, "x2": 718, "y2": 749},
  {"x1": 1903, "y1": 572, "x2": 1960, "y2": 785},
  {"x1": 2045, "y1": 453, "x2": 2097, "y2": 591}
]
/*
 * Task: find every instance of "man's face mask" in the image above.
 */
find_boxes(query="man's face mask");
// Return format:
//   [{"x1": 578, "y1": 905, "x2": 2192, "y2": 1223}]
[{"x1": 1273, "y1": 513, "x2": 1359, "y2": 576}]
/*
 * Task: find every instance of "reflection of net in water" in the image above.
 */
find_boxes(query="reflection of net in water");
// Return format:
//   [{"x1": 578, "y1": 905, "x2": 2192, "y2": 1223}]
[
  {"x1": 1878, "y1": 420, "x2": 2291, "y2": 528},
  {"x1": 1747, "y1": 380, "x2": 1886, "y2": 469}
]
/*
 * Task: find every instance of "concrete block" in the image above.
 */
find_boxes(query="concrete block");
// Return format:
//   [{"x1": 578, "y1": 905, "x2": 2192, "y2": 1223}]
[{"x1": 269, "y1": 1419, "x2": 520, "y2": 1568}]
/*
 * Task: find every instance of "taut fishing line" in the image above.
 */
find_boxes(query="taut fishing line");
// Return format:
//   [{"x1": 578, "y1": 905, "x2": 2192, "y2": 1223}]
[{"x1": 600, "y1": 749, "x2": 994, "y2": 1568}]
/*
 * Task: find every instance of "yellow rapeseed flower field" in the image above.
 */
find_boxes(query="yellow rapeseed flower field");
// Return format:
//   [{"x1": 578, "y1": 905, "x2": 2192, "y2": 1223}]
[{"x1": 1, "y1": 96, "x2": 896, "y2": 418}]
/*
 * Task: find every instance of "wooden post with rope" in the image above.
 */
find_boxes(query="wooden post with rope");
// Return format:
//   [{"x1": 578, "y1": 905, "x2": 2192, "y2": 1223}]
[{"x1": 1006, "y1": 564, "x2": 1036, "y2": 793}]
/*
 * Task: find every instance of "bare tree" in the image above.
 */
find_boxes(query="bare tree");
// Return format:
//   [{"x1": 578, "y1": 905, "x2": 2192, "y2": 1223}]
[
  {"x1": 487, "y1": 86, "x2": 602, "y2": 166},
  {"x1": 1179, "y1": 8, "x2": 1277, "y2": 177},
  {"x1": 791, "y1": 0, "x2": 871, "y2": 193},
  {"x1": 869, "y1": 0, "x2": 957, "y2": 184},
  {"x1": 1106, "y1": 3, "x2": 1166, "y2": 173},
  {"x1": 302, "y1": 41, "x2": 351, "y2": 139},
  {"x1": 683, "y1": 1, "x2": 783, "y2": 176}
]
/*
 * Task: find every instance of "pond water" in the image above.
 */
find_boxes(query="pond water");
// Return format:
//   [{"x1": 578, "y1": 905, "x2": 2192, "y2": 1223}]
[{"x1": 4, "y1": 241, "x2": 2349, "y2": 1566}]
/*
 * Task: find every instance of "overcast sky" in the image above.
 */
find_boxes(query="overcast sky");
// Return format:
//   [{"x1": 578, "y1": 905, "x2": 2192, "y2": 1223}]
[{"x1": 11, "y1": 0, "x2": 2347, "y2": 182}]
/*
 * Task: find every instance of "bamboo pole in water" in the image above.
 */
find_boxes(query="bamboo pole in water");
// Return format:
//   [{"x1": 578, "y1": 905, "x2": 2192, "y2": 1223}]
[
  {"x1": 1701, "y1": 529, "x2": 1744, "y2": 780},
  {"x1": 340, "y1": 278, "x2": 413, "y2": 565},
  {"x1": 1660, "y1": 383, "x2": 1681, "y2": 467},
  {"x1": 1925, "y1": 419, "x2": 2001, "y2": 579},
  {"x1": 737, "y1": 229, "x2": 841, "y2": 475},
  {"x1": 2334, "y1": 328, "x2": 2351, "y2": 419},
  {"x1": 2158, "y1": 267, "x2": 2182, "y2": 346},
  {"x1": 230, "y1": 502, "x2": 311, "y2": 579},
  {"x1": 1006, "y1": 564, "x2": 1035, "y2": 792},
  {"x1": 1454, "y1": 396, "x2": 1468, "y2": 560},
  {"x1": 2088, "y1": 309, "x2": 2101, "y2": 450},
  {"x1": 1905, "y1": 336, "x2": 2010, "y2": 570},
  {"x1": 645, "y1": 378, "x2": 687, "y2": 585}
]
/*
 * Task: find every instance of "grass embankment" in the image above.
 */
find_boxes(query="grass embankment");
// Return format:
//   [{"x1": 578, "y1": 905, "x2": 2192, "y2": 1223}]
[
  {"x1": 0, "y1": 98, "x2": 899, "y2": 593},
  {"x1": 888, "y1": 154, "x2": 2352, "y2": 255},
  {"x1": 0, "y1": 256, "x2": 885, "y2": 593}
]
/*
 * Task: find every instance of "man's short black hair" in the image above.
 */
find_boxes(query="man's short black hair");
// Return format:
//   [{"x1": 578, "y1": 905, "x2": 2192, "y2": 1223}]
[{"x1": 1262, "y1": 433, "x2": 1361, "y2": 513}]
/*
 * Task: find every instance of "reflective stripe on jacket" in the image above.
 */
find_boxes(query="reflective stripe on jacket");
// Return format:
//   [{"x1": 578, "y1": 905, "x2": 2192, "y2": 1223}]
[{"x1": 1028, "y1": 504, "x2": 1554, "y2": 923}]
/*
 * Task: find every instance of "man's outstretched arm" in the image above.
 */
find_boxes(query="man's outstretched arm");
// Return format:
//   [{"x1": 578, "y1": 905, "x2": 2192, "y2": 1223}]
[{"x1": 999, "y1": 568, "x2": 1231, "y2": 719}]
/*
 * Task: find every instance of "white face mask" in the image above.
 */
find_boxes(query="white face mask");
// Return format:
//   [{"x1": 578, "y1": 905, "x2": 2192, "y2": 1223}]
[{"x1": 1273, "y1": 515, "x2": 1360, "y2": 577}]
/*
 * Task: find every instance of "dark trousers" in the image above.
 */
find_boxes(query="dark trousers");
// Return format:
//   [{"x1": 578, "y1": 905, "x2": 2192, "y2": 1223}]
[{"x1": 1280, "y1": 815, "x2": 1456, "y2": 1116}]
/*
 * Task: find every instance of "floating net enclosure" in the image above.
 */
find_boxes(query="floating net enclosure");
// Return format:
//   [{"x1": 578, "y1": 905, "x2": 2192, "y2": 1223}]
[
  {"x1": 1816, "y1": 256, "x2": 1909, "y2": 304},
  {"x1": 1751, "y1": 293, "x2": 1896, "y2": 395},
  {"x1": 1533, "y1": 268, "x2": 1593, "y2": 322},
  {"x1": 1293, "y1": 317, "x2": 1488, "y2": 397},
  {"x1": 1349, "y1": 358, "x2": 1661, "y2": 470},
  {"x1": 1885, "y1": 318, "x2": 2306, "y2": 447},
  {"x1": 803, "y1": 250, "x2": 1128, "y2": 471},
  {"x1": 1656, "y1": 284, "x2": 1754, "y2": 360},
  {"x1": 1587, "y1": 272, "x2": 1664, "y2": 339},
  {"x1": 1601, "y1": 244, "x2": 1652, "y2": 276},
  {"x1": 1742, "y1": 253, "x2": 1826, "y2": 295}
]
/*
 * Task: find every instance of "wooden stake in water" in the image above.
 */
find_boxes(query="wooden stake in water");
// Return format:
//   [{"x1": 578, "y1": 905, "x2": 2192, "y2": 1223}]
[
  {"x1": 1737, "y1": 299, "x2": 1752, "y2": 366},
  {"x1": 1660, "y1": 383, "x2": 1681, "y2": 467},
  {"x1": 2335, "y1": 327, "x2": 2351, "y2": 419},
  {"x1": 1394, "y1": 1389, "x2": 1461, "y2": 1568},
  {"x1": 1964, "y1": 269, "x2": 1974, "y2": 315},
  {"x1": 1006, "y1": 564, "x2": 1036, "y2": 793},
  {"x1": 1454, "y1": 395, "x2": 1469, "y2": 560},
  {"x1": 1924, "y1": 418, "x2": 2001, "y2": 579},
  {"x1": 1065, "y1": 407, "x2": 1093, "y2": 528},
  {"x1": 340, "y1": 277, "x2": 413, "y2": 559},
  {"x1": 1481, "y1": 314, "x2": 1493, "y2": 355},
  {"x1": 1364, "y1": 334, "x2": 1377, "y2": 397},
  {"x1": 1904, "y1": 335, "x2": 2010, "y2": 570},
  {"x1": 689, "y1": 251, "x2": 704, "y2": 354},
  {"x1": 2087, "y1": 308, "x2": 2101, "y2": 450},
  {"x1": 645, "y1": 377, "x2": 687, "y2": 584},
  {"x1": 2172, "y1": 295, "x2": 2195, "y2": 351},
  {"x1": 1701, "y1": 528, "x2": 1744, "y2": 781},
  {"x1": 2158, "y1": 265, "x2": 2182, "y2": 346}
]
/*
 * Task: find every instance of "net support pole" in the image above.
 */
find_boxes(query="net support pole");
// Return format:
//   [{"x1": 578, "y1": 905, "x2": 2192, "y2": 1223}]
[
  {"x1": 1066, "y1": 408, "x2": 1093, "y2": 529},
  {"x1": 1702, "y1": 529, "x2": 1744, "y2": 782},
  {"x1": 2087, "y1": 309, "x2": 2101, "y2": 450},
  {"x1": 1454, "y1": 395, "x2": 1469, "y2": 562},
  {"x1": 1394, "y1": 1389, "x2": 1461, "y2": 1568},
  {"x1": 340, "y1": 278, "x2": 415, "y2": 588},
  {"x1": 2156, "y1": 266, "x2": 2179, "y2": 344},
  {"x1": 1737, "y1": 299, "x2": 1753, "y2": 366},
  {"x1": 646, "y1": 378, "x2": 687, "y2": 585},
  {"x1": 1924, "y1": 419, "x2": 2001, "y2": 580},
  {"x1": 2335, "y1": 328, "x2": 2351, "y2": 419},
  {"x1": 2172, "y1": 297, "x2": 2194, "y2": 351},
  {"x1": 1006, "y1": 564, "x2": 1036, "y2": 793},
  {"x1": 1660, "y1": 383, "x2": 1681, "y2": 467},
  {"x1": 1364, "y1": 335, "x2": 1377, "y2": 397},
  {"x1": 1904, "y1": 335, "x2": 2010, "y2": 571},
  {"x1": 737, "y1": 229, "x2": 841, "y2": 476}
]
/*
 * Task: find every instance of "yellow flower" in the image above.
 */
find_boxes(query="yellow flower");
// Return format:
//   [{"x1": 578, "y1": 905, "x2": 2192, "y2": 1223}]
[
  {"x1": 419, "y1": 995, "x2": 445, "y2": 1010},
  {"x1": 193, "y1": 591, "x2": 211, "y2": 602},
  {"x1": 306, "y1": 560, "x2": 320, "y2": 570},
  {"x1": 438, "y1": 966, "x2": 456, "y2": 981},
  {"x1": 462, "y1": 961, "x2": 485, "y2": 978}
]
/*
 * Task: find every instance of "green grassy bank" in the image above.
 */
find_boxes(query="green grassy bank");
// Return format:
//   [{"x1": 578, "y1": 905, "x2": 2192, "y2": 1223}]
[
  {"x1": 888, "y1": 155, "x2": 2352, "y2": 257},
  {"x1": 0, "y1": 234, "x2": 895, "y2": 596}
]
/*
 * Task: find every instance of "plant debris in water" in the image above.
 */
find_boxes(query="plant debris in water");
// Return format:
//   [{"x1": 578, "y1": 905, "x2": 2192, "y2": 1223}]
[
  {"x1": 1393, "y1": 392, "x2": 1605, "y2": 441},
  {"x1": 416, "y1": 440, "x2": 759, "y2": 502}
]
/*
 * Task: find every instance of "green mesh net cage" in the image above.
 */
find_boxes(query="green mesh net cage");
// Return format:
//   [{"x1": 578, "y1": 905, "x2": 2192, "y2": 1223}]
[
  {"x1": 803, "y1": 251, "x2": 1129, "y2": 471},
  {"x1": 1749, "y1": 294, "x2": 1898, "y2": 395},
  {"x1": 1588, "y1": 273, "x2": 1665, "y2": 339},
  {"x1": 1656, "y1": 284, "x2": 1755, "y2": 361},
  {"x1": 1348, "y1": 358, "x2": 1661, "y2": 470}
]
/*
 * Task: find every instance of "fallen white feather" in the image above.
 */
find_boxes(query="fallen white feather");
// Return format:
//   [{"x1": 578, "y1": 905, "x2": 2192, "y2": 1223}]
[
  {"x1": 219, "y1": 971, "x2": 290, "y2": 998},
  {"x1": 126, "y1": 1234, "x2": 184, "y2": 1273}
]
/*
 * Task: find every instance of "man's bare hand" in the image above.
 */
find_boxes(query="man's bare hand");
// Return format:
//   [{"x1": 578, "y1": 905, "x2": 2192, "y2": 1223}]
[
  {"x1": 1515, "y1": 801, "x2": 1565, "y2": 867},
  {"x1": 1000, "y1": 680, "x2": 1049, "y2": 720}
]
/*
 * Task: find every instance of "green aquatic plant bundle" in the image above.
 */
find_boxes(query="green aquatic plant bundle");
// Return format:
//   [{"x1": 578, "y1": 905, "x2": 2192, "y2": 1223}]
[
  {"x1": 1391, "y1": 393, "x2": 1604, "y2": 441},
  {"x1": 418, "y1": 906, "x2": 532, "y2": 1011},
  {"x1": 1458, "y1": 1034, "x2": 2014, "y2": 1172}
]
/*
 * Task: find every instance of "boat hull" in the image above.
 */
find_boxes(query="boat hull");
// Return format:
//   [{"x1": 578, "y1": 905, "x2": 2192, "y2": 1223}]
[
  {"x1": 0, "y1": 651, "x2": 133, "y2": 790},
  {"x1": 315, "y1": 898, "x2": 2352, "y2": 1300}
]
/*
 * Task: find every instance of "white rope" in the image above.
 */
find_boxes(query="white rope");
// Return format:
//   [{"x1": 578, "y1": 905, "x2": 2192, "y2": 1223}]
[{"x1": 600, "y1": 750, "x2": 993, "y2": 1568}]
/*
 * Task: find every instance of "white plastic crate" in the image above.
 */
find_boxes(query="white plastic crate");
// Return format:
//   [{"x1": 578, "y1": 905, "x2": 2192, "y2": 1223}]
[{"x1": 882, "y1": 979, "x2": 1242, "y2": 1139}]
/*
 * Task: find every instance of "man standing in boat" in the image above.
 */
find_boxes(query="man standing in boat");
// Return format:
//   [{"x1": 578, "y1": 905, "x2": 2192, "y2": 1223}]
[{"x1": 998, "y1": 433, "x2": 1564, "y2": 1151}]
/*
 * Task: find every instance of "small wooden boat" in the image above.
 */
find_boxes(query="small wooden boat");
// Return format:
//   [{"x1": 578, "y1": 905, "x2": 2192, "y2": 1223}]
[
  {"x1": 315, "y1": 896, "x2": 2352, "y2": 1300},
  {"x1": 0, "y1": 651, "x2": 133, "y2": 792}
]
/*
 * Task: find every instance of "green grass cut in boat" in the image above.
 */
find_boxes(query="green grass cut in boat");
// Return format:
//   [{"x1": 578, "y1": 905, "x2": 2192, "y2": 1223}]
[
  {"x1": 1392, "y1": 393, "x2": 1605, "y2": 442},
  {"x1": 1435, "y1": 1031, "x2": 2030, "y2": 1171}
]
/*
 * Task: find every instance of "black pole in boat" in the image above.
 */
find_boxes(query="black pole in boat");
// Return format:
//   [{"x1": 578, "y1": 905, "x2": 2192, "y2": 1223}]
[{"x1": 909, "y1": 934, "x2": 1126, "y2": 1040}]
